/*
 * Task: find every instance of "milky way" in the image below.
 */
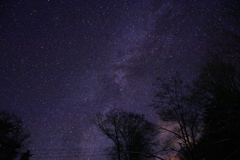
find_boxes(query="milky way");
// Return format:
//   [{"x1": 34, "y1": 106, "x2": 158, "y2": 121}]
[{"x1": 1, "y1": 0, "x2": 226, "y2": 159}]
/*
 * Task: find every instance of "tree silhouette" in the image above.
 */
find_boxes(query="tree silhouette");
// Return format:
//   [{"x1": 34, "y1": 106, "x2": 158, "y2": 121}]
[
  {"x1": 193, "y1": 57, "x2": 240, "y2": 160},
  {"x1": 93, "y1": 110, "x2": 162, "y2": 160},
  {"x1": 192, "y1": 0, "x2": 240, "y2": 158},
  {"x1": 0, "y1": 110, "x2": 30, "y2": 160},
  {"x1": 152, "y1": 72, "x2": 203, "y2": 160}
]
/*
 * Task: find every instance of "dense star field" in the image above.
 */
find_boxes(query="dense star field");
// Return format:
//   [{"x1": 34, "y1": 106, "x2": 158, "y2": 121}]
[{"x1": 0, "y1": 0, "x2": 232, "y2": 159}]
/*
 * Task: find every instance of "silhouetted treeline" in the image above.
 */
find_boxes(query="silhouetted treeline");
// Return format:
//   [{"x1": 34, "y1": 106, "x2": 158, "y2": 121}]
[
  {"x1": 193, "y1": 0, "x2": 240, "y2": 159},
  {"x1": 94, "y1": 1, "x2": 240, "y2": 159},
  {"x1": 152, "y1": 0, "x2": 240, "y2": 159},
  {"x1": 96, "y1": 53, "x2": 240, "y2": 160}
]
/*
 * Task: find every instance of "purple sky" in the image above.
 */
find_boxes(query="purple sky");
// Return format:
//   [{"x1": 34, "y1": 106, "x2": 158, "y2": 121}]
[{"x1": 1, "y1": 0, "x2": 227, "y2": 159}]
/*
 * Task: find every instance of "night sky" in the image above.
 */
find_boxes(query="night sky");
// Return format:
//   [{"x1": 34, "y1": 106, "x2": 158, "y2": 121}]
[{"x1": 0, "y1": 0, "x2": 226, "y2": 159}]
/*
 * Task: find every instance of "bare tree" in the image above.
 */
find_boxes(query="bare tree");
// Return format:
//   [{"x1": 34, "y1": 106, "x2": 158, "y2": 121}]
[
  {"x1": 93, "y1": 109, "x2": 163, "y2": 160},
  {"x1": 152, "y1": 72, "x2": 203, "y2": 160}
]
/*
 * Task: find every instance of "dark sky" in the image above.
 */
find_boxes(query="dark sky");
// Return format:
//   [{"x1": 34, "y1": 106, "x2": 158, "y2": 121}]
[{"x1": 1, "y1": 0, "x2": 226, "y2": 159}]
